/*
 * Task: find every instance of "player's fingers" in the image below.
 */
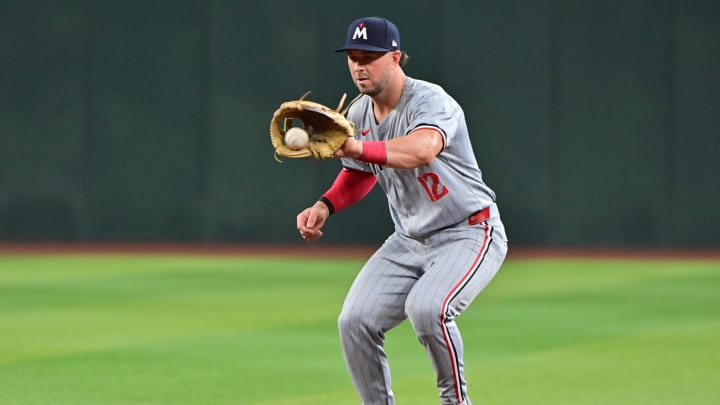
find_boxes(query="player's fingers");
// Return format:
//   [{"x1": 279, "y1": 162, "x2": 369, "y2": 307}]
[
  {"x1": 306, "y1": 209, "x2": 317, "y2": 228},
  {"x1": 297, "y1": 205, "x2": 327, "y2": 241},
  {"x1": 307, "y1": 206, "x2": 329, "y2": 230},
  {"x1": 300, "y1": 229, "x2": 322, "y2": 242},
  {"x1": 296, "y1": 208, "x2": 313, "y2": 231}
]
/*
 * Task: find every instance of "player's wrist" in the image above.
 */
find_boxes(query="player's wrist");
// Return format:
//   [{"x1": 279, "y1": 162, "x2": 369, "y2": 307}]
[
  {"x1": 358, "y1": 141, "x2": 387, "y2": 165},
  {"x1": 317, "y1": 196, "x2": 335, "y2": 215}
]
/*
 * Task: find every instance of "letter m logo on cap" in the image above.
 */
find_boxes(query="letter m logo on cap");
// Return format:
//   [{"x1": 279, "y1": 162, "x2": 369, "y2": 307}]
[{"x1": 352, "y1": 23, "x2": 368, "y2": 40}]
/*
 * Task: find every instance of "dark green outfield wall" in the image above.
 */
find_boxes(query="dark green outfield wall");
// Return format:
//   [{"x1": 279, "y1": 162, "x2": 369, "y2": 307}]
[{"x1": 1, "y1": 0, "x2": 718, "y2": 247}]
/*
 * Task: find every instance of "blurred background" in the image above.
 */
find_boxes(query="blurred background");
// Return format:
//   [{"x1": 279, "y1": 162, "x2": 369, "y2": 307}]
[{"x1": 0, "y1": 0, "x2": 718, "y2": 248}]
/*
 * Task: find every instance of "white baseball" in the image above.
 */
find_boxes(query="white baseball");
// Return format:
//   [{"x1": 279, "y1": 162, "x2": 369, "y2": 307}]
[{"x1": 284, "y1": 127, "x2": 309, "y2": 150}]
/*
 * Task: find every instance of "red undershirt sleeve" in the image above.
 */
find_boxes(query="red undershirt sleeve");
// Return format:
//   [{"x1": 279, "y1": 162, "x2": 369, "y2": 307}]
[{"x1": 319, "y1": 167, "x2": 377, "y2": 215}]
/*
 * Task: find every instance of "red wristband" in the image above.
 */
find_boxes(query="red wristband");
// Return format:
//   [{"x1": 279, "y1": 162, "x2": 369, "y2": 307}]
[{"x1": 359, "y1": 141, "x2": 387, "y2": 165}]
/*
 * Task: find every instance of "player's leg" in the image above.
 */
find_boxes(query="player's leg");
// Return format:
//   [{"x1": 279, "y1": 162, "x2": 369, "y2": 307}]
[
  {"x1": 338, "y1": 232, "x2": 423, "y2": 405},
  {"x1": 405, "y1": 215, "x2": 508, "y2": 405}
]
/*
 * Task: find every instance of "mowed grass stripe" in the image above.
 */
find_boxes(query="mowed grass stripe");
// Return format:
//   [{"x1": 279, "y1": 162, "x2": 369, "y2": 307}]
[
  {"x1": 0, "y1": 256, "x2": 355, "y2": 366},
  {"x1": 454, "y1": 259, "x2": 720, "y2": 405},
  {"x1": 468, "y1": 320, "x2": 720, "y2": 404},
  {"x1": 0, "y1": 255, "x2": 718, "y2": 404}
]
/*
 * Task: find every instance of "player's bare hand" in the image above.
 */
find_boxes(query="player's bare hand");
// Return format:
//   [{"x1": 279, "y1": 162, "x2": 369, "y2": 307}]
[
  {"x1": 296, "y1": 201, "x2": 330, "y2": 242},
  {"x1": 334, "y1": 137, "x2": 362, "y2": 159}
]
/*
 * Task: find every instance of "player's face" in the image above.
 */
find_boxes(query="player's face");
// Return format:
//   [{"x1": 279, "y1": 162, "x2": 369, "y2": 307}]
[{"x1": 346, "y1": 50, "x2": 395, "y2": 97}]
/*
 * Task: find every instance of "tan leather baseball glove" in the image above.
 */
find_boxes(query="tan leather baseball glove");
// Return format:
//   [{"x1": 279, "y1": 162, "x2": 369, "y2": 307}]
[{"x1": 269, "y1": 92, "x2": 358, "y2": 162}]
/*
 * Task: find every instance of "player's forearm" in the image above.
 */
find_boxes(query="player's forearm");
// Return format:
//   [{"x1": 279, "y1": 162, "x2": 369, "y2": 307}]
[
  {"x1": 384, "y1": 137, "x2": 438, "y2": 168},
  {"x1": 321, "y1": 168, "x2": 377, "y2": 214},
  {"x1": 355, "y1": 130, "x2": 443, "y2": 169}
]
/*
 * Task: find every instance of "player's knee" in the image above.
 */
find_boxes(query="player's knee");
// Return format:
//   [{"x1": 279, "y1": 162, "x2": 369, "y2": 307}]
[
  {"x1": 338, "y1": 307, "x2": 375, "y2": 336},
  {"x1": 405, "y1": 299, "x2": 444, "y2": 334}
]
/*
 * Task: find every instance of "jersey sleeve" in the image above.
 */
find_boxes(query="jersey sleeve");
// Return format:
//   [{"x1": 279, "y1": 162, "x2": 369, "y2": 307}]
[
  {"x1": 406, "y1": 91, "x2": 460, "y2": 150},
  {"x1": 341, "y1": 156, "x2": 372, "y2": 172}
]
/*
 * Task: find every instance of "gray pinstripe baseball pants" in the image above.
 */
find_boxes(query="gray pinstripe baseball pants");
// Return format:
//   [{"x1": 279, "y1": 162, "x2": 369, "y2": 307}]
[{"x1": 338, "y1": 213, "x2": 508, "y2": 405}]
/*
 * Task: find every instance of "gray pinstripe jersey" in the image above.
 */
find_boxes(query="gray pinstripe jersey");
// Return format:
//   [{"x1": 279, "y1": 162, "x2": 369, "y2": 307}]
[{"x1": 342, "y1": 77, "x2": 496, "y2": 238}]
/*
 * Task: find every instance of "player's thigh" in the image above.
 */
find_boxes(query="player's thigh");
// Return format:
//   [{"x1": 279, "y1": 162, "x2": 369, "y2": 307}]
[
  {"x1": 407, "y1": 221, "x2": 506, "y2": 323},
  {"x1": 340, "y1": 233, "x2": 424, "y2": 330}
]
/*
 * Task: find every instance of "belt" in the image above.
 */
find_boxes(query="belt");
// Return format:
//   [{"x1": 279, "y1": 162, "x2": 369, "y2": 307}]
[{"x1": 468, "y1": 206, "x2": 491, "y2": 225}]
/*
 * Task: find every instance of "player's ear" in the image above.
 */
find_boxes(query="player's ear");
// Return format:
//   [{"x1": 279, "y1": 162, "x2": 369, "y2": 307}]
[{"x1": 391, "y1": 50, "x2": 402, "y2": 64}]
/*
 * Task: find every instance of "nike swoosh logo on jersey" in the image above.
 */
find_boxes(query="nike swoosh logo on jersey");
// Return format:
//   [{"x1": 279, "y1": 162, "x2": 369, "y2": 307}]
[{"x1": 361, "y1": 128, "x2": 371, "y2": 136}]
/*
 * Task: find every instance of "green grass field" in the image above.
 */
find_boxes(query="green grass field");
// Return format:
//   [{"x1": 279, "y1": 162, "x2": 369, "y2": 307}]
[{"x1": 1, "y1": 253, "x2": 719, "y2": 404}]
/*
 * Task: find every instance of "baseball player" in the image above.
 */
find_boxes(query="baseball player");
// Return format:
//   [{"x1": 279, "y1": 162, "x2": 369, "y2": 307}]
[{"x1": 296, "y1": 16, "x2": 508, "y2": 405}]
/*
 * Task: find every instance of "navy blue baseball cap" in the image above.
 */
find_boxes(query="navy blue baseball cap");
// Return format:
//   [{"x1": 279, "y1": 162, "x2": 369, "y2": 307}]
[{"x1": 335, "y1": 17, "x2": 401, "y2": 52}]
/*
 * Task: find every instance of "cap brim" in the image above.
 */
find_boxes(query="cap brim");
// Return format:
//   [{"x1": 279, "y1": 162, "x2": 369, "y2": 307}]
[{"x1": 334, "y1": 44, "x2": 395, "y2": 53}]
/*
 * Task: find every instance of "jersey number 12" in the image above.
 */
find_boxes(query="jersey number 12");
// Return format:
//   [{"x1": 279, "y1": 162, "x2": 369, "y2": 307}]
[{"x1": 417, "y1": 172, "x2": 449, "y2": 202}]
